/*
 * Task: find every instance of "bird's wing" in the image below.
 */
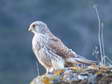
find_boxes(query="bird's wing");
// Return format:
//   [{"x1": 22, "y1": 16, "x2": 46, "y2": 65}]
[
  {"x1": 47, "y1": 35, "x2": 78, "y2": 58},
  {"x1": 47, "y1": 34, "x2": 96, "y2": 65}
]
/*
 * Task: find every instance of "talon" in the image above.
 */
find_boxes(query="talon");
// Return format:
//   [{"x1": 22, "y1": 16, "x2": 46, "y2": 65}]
[{"x1": 53, "y1": 69, "x2": 64, "y2": 75}]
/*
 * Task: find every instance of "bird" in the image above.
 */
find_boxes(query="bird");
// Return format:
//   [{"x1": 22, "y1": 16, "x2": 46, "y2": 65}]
[{"x1": 28, "y1": 21, "x2": 96, "y2": 73}]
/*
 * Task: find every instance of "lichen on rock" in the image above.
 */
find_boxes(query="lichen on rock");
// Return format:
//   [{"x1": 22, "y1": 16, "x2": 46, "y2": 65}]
[{"x1": 30, "y1": 65, "x2": 112, "y2": 84}]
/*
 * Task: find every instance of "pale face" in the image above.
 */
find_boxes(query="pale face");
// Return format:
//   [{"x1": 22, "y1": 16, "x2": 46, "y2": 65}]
[{"x1": 28, "y1": 21, "x2": 48, "y2": 34}]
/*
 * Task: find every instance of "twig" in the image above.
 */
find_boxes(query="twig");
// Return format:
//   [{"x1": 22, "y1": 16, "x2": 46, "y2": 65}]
[
  {"x1": 101, "y1": 23, "x2": 106, "y2": 64},
  {"x1": 93, "y1": 5, "x2": 104, "y2": 65},
  {"x1": 32, "y1": 58, "x2": 40, "y2": 76},
  {"x1": 35, "y1": 60, "x2": 40, "y2": 76}
]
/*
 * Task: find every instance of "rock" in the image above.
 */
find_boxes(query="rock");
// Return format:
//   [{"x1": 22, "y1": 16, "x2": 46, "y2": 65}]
[{"x1": 30, "y1": 66, "x2": 112, "y2": 84}]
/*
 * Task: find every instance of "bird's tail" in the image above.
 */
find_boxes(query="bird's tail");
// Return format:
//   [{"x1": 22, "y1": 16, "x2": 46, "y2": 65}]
[{"x1": 65, "y1": 56, "x2": 96, "y2": 65}]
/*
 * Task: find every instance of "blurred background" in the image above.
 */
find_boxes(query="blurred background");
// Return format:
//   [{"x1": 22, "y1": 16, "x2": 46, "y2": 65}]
[{"x1": 0, "y1": 0, "x2": 112, "y2": 84}]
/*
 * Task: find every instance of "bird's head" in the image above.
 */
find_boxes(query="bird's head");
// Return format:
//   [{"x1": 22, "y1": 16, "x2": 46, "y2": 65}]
[{"x1": 28, "y1": 21, "x2": 49, "y2": 34}]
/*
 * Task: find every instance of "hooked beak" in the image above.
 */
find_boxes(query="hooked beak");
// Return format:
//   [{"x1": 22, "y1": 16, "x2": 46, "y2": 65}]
[{"x1": 27, "y1": 27, "x2": 31, "y2": 32}]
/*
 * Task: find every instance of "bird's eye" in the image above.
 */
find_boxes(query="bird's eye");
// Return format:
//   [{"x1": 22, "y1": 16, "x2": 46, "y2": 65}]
[{"x1": 32, "y1": 24, "x2": 36, "y2": 28}]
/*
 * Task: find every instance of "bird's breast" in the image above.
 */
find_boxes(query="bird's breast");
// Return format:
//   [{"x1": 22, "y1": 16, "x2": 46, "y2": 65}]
[{"x1": 32, "y1": 34, "x2": 48, "y2": 51}]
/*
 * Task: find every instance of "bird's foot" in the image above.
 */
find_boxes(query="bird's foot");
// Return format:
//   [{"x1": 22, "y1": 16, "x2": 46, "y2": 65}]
[
  {"x1": 68, "y1": 66, "x2": 82, "y2": 72},
  {"x1": 53, "y1": 69, "x2": 64, "y2": 75}
]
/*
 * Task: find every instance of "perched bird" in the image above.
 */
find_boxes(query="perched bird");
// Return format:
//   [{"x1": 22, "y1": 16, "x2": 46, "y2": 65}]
[{"x1": 28, "y1": 21, "x2": 95, "y2": 73}]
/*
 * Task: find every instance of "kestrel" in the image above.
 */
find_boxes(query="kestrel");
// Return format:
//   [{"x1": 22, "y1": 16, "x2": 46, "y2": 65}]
[{"x1": 28, "y1": 21, "x2": 95, "y2": 73}]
